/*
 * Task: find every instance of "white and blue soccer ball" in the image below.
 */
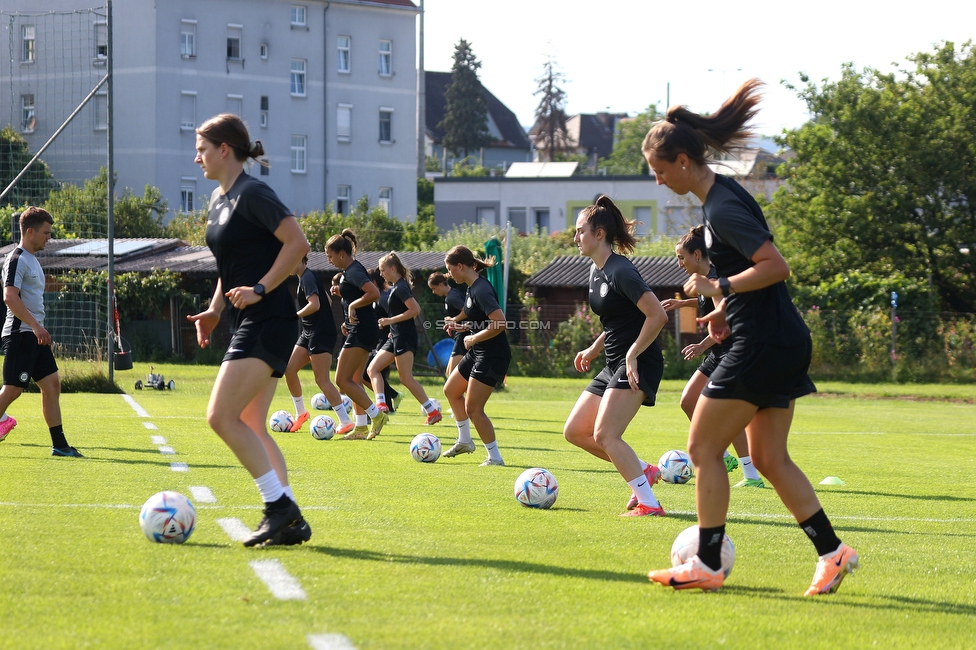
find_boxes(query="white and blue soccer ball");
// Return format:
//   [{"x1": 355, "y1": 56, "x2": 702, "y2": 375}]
[
  {"x1": 659, "y1": 449, "x2": 694, "y2": 484},
  {"x1": 410, "y1": 432, "x2": 441, "y2": 462},
  {"x1": 670, "y1": 524, "x2": 736, "y2": 578},
  {"x1": 421, "y1": 398, "x2": 442, "y2": 416},
  {"x1": 339, "y1": 395, "x2": 354, "y2": 414},
  {"x1": 514, "y1": 468, "x2": 559, "y2": 509},
  {"x1": 139, "y1": 491, "x2": 196, "y2": 544},
  {"x1": 311, "y1": 392, "x2": 329, "y2": 410},
  {"x1": 310, "y1": 415, "x2": 336, "y2": 440},
  {"x1": 269, "y1": 409, "x2": 294, "y2": 433}
]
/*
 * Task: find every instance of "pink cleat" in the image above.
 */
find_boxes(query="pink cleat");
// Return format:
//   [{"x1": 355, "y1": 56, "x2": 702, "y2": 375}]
[{"x1": 0, "y1": 416, "x2": 16, "y2": 443}]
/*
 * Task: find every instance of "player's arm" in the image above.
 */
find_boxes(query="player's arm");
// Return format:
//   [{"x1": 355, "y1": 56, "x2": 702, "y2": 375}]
[
  {"x1": 623, "y1": 291, "x2": 668, "y2": 391},
  {"x1": 187, "y1": 279, "x2": 224, "y2": 348},
  {"x1": 575, "y1": 331, "x2": 605, "y2": 373},
  {"x1": 388, "y1": 297, "x2": 421, "y2": 324},
  {"x1": 463, "y1": 307, "x2": 506, "y2": 349},
  {"x1": 296, "y1": 292, "x2": 320, "y2": 318},
  {"x1": 225, "y1": 216, "x2": 310, "y2": 309},
  {"x1": 687, "y1": 241, "x2": 789, "y2": 298},
  {"x1": 3, "y1": 286, "x2": 50, "y2": 345}
]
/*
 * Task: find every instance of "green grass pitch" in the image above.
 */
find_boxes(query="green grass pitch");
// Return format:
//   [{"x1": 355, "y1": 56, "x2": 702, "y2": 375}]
[{"x1": 1, "y1": 364, "x2": 975, "y2": 649}]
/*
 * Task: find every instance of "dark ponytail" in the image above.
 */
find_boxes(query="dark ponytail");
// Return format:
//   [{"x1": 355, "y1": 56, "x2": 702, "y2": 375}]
[
  {"x1": 445, "y1": 245, "x2": 496, "y2": 273},
  {"x1": 326, "y1": 228, "x2": 358, "y2": 255},
  {"x1": 578, "y1": 195, "x2": 638, "y2": 255},
  {"x1": 196, "y1": 113, "x2": 268, "y2": 166},
  {"x1": 642, "y1": 78, "x2": 764, "y2": 166},
  {"x1": 677, "y1": 225, "x2": 708, "y2": 259}
]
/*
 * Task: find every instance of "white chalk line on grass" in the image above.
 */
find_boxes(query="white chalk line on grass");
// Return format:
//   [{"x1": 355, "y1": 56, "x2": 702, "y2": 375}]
[
  {"x1": 158, "y1": 446, "x2": 176, "y2": 455},
  {"x1": 170, "y1": 462, "x2": 189, "y2": 472},
  {"x1": 121, "y1": 394, "x2": 149, "y2": 417},
  {"x1": 142, "y1": 422, "x2": 158, "y2": 430},
  {"x1": 189, "y1": 486, "x2": 217, "y2": 503},
  {"x1": 249, "y1": 559, "x2": 307, "y2": 600},
  {"x1": 216, "y1": 517, "x2": 252, "y2": 542},
  {"x1": 307, "y1": 634, "x2": 356, "y2": 650},
  {"x1": 150, "y1": 435, "x2": 167, "y2": 445}
]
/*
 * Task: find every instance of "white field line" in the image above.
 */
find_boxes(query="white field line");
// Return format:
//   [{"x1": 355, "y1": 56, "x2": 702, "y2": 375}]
[
  {"x1": 142, "y1": 422, "x2": 158, "y2": 430},
  {"x1": 121, "y1": 395, "x2": 149, "y2": 417},
  {"x1": 170, "y1": 462, "x2": 189, "y2": 472},
  {"x1": 189, "y1": 486, "x2": 216, "y2": 503},
  {"x1": 158, "y1": 446, "x2": 176, "y2": 455},
  {"x1": 216, "y1": 517, "x2": 252, "y2": 542},
  {"x1": 249, "y1": 559, "x2": 307, "y2": 600},
  {"x1": 150, "y1": 435, "x2": 167, "y2": 445},
  {"x1": 307, "y1": 634, "x2": 356, "y2": 650}
]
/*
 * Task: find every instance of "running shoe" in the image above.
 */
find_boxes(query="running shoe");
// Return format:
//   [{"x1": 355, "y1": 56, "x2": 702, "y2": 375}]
[
  {"x1": 376, "y1": 401, "x2": 390, "y2": 413},
  {"x1": 392, "y1": 393, "x2": 403, "y2": 412},
  {"x1": 52, "y1": 446, "x2": 84, "y2": 458},
  {"x1": 732, "y1": 478, "x2": 765, "y2": 488},
  {"x1": 479, "y1": 457, "x2": 505, "y2": 466},
  {"x1": 366, "y1": 410, "x2": 389, "y2": 440},
  {"x1": 626, "y1": 464, "x2": 663, "y2": 510},
  {"x1": 424, "y1": 409, "x2": 443, "y2": 426},
  {"x1": 341, "y1": 426, "x2": 369, "y2": 440},
  {"x1": 804, "y1": 544, "x2": 859, "y2": 596},
  {"x1": 442, "y1": 440, "x2": 476, "y2": 457},
  {"x1": 335, "y1": 421, "x2": 356, "y2": 436},
  {"x1": 620, "y1": 503, "x2": 665, "y2": 517},
  {"x1": 724, "y1": 454, "x2": 739, "y2": 473},
  {"x1": 267, "y1": 517, "x2": 312, "y2": 547},
  {"x1": 243, "y1": 496, "x2": 303, "y2": 548},
  {"x1": 648, "y1": 555, "x2": 724, "y2": 591},
  {"x1": 0, "y1": 416, "x2": 16, "y2": 442},
  {"x1": 289, "y1": 411, "x2": 310, "y2": 432}
]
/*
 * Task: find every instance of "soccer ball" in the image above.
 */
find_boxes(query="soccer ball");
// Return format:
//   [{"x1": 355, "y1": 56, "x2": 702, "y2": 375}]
[
  {"x1": 659, "y1": 449, "x2": 694, "y2": 484},
  {"x1": 514, "y1": 468, "x2": 559, "y2": 509},
  {"x1": 139, "y1": 491, "x2": 196, "y2": 544},
  {"x1": 410, "y1": 432, "x2": 441, "y2": 462},
  {"x1": 310, "y1": 415, "x2": 336, "y2": 440},
  {"x1": 339, "y1": 395, "x2": 354, "y2": 414},
  {"x1": 269, "y1": 410, "x2": 294, "y2": 433},
  {"x1": 422, "y1": 398, "x2": 442, "y2": 415},
  {"x1": 311, "y1": 392, "x2": 329, "y2": 410},
  {"x1": 670, "y1": 524, "x2": 736, "y2": 578}
]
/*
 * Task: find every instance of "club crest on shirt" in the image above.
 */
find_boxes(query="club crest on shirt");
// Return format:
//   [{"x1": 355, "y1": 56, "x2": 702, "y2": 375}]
[
  {"x1": 704, "y1": 227, "x2": 713, "y2": 249},
  {"x1": 218, "y1": 205, "x2": 232, "y2": 225},
  {"x1": 466, "y1": 297, "x2": 473, "y2": 308},
  {"x1": 599, "y1": 283, "x2": 609, "y2": 297}
]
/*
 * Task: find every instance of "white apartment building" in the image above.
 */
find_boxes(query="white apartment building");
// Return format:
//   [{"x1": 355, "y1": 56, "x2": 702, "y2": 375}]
[{"x1": 1, "y1": 0, "x2": 420, "y2": 220}]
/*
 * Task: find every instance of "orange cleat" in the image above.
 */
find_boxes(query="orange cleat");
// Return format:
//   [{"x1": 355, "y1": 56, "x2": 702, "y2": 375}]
[
  {"x1": 804, "y1": 544, "x2": 859, "y2": 596},
  {"x1": 424, "y1": 409, "x2": 443, "y2": 426},
  {"x1": 620, "y1": 503, "x2": 666, "y2": 517},
  {"x1": 648, "y1": 556, "x2": 724, "y2": 591},
  {"x1": 626, "y1": 464, "x2": 662, "y2": 510},
  {"x1": 335, "y1": 421, "x2": 356, "y2": 436},
  {"x1": 376, "y1": 401, "x2": 390, "y2": 413},
  {"x1": 289, "y1": 411, "x2": 310, "y2": 432}
]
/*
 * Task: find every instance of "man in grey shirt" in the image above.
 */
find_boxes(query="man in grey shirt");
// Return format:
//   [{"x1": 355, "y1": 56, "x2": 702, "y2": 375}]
[{"x1": 0, "y1": 207, "x2": 81, "y2": 456}]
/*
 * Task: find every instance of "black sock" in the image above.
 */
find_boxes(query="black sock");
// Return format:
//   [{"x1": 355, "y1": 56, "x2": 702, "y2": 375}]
[
  {"x1": 49, "y1": 425, "x2": 68, "y2": 449},
  {"x1": 799, "y1": 508, "x2": 842, "y2": 556},
  {"x1": 698, "y1": 525, "x2": 726, "y2": 572}
]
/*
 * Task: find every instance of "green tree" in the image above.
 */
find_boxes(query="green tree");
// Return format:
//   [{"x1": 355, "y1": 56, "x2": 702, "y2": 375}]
[
  {"x1": 532, "y1": 55, "x2": 570, "y2": 162},
  {"x1": 402, "y1": 178, "x2": 439, "y2": 251},
  {"x1": 439, "y1": 39, "x2": 492, "y2": 159},
  {"x1": 770, "y1": 41, "x2": 976, "y2": 311},
  {"x1": 599, "y1": 104, "x2": 661, "y2": 175},
  {"x1": 0, "y1": 125, "x2": 57, "y2": 207}
]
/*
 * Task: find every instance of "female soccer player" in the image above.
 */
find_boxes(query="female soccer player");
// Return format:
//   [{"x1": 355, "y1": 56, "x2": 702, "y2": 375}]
[
  {"x1": 562, "y1": 196, "x2": 670, "y2": 517},
  {"x1": 281, "y1": 255, "x2": 354, "y2": 436},
  {"x1": 187, "y1": 113, "x2": 311, "y2": 547},
  {"x1": 661, "y1": 226, "x2": 764, "y2": 488},
  {"x1": 644, "y1": 80, "x2": 858, "y2": 594},
  {"x1": 428, "y1": 271, "x2": 468, "y2": 377},
  {"x1": 325, "y1": 229, "x2": 389, "y2": 440},
  {"x1": 367, "y1": 253, "x2": 442, "y2": 424},
  {"x1": 440, "y1": 246, "x2": 510, "y2": 466},
  {"x1": 363, "y1": 267, "x2": 400, "y2": 413}
]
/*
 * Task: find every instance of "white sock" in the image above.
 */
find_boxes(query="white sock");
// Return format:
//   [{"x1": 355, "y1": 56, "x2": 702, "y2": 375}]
[
  {"x1": 0, "y1": 414, "x2": 8, "y2": 422},
  {"x1": 819, "y1": 543, "x2": 844, "y2": 561},
  {"x1": 627, "y1": 474, "x2": 660, "y2": 508},
  {"x1": 741, "y1": 456, "x2": 760, "y2": 480},
  {"x1": 365, "y1": 403, "x2": 380, "y2": 418},
  {"x1": 639, "y1": 459, "x2": 649, "y2": 471},
  {"x1": 283, "y1": 485, "x2": 294, "y2": 501},
  {"x1": 456, "y1": 418, "x2": 472, "y2": 444},
  {"x1": 422, "y1": 399, "x2": 435, "y2": 413},
  {"x1": 485, "y1": 440, "x2": 503, "y2": 462},
  {"x1": 355, "y1": 413, "x2": 368, "y2": 427},
  {"x1": 292, "y1": 395, "x2": 306, "y2": 415},
  {"x1": 254, "y1": 470, "x2": 284, "y2": 504},
  {"x1": 331, "y1": 401, "x2": 352, "y2": 425},
  {"x1": 376, "y1": 392, "x2": 386, "y2": 405}
]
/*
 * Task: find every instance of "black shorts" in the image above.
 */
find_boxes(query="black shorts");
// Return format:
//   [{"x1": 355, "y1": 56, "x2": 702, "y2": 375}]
[
  {"x1": 343, "y1": 323, "x2": 379, "y2": 351},
  {"x1": 224, "y1": 316, "x2": 298, "y2": 378},
  {"x1": 702, "y1": 336, "x2": 817, "y2": 409},
  {"x1": 451, "y1": 331, "x2": 467, "y2": 357},
  {"x1": 585, "y1": 355, "x2": 663, "y2": 407},
  {"x1": 457, "y1": 347, "x2": 510, "y2": 388},
  {"x1": 697, "y1": 350, "x2": 723, "y2": 377},
  {"x1": 297, "y1": 327, "x2": 337, "y2": 356},
  {"x1": 378, "y1": 337, "x2": 395, "y2": 354},
  {"x1": 390, "y1": 331, "x2": 418, "y2": 357},
  {"x1": 2, "y1": 331, "x2": 58, "y2": 388}
]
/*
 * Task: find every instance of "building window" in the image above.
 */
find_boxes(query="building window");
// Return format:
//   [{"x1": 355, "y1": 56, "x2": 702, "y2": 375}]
[
  {"x1": 633, "y1": 206, "x2": 652, "y2": 236},
  {"x1": 378, "y1": 188, "x2": 392, "y2": 214},
  {"x1": 533, "y1": 209, "x2": 550, "y2": 234},
  {"x1": 260, "y1": 43, "x2": 268, "y2": 59},
  {"x1": 378, "y1": 40, "x2": 391, "y2": 76},
  {"x1": 21, "y1": 95, "x2": 35, "y2": 133},
  {"x1": 290, "y1": 5, "x2": 307, "y2": 26},
  {"x1": 260, "y1": 95, "x2": 268, "y2": 128},
  {"x1": 226, "y1": 94, "x2": 243, "y2": 116},
  {"x1": 337, "y1": 104, "x2": 352, "y2": 141},
  {"x1": 181, "y1": 20, "x2": 196, "y2": 58},
  {"x1": 227, "y1": 25, "x2": 242, "y2": 60},
  {"x1": 94, "y1": 92, "x2": 107, "y2": 131},
  {"x1": 180, "y1": 92, "x2": 196, "y2": 130},
  {"x1": 94, "y1": 22, "x2": 107, "y2": 61},
  {"x1": 291, "y1": 135, "x2": 307, "y2": 173},
  {"x1": 22, "y1": 25, "x2": 36, "y2": 63},
  {"x1": 337, "y1": 36, "x2": 350, "y2": 73},
  {"x1": 508, "y1": 207, "x2": 527, "y2": 232},
  {"x1": 379, "y1": 108, "x2": 393, "y2": 143},
  {"x1": 476, "y1": 207, "x2": 497, "y2": 228},
  {"x1": 337, "y1": 185, "x2": 350, "y2": 215},
  {"x1": 180, "y1": 181, "x2": 195, "y2": 212},
  {"x1": 290, "y1": 59, "x2": 307, "y2": 96}
]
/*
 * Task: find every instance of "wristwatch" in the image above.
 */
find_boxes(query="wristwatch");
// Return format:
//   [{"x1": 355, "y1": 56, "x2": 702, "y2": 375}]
[
  {"x1": 719, "y1": 277, "x2": 735, "y2": 297},
  {"x1": 253, "y1": 283, "x2": 266, "y2": 297}
]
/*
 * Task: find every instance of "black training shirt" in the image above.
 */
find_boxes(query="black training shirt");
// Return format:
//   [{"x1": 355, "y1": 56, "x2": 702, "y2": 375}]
[
  {"x1": 338, "y1": 259, "x2": 377, "y2": 330},
  {"x1": 388, "y1": 277, "x2": 417, "y2": 342},
  {"x1": 588, "y1": 252, "x2": 661, "y2": 368},
  {"x1": 461, "y1": 276, "x2": 509, "y2": 354},
  {"x1": 445, "y1": 286, "x2": 466, "y2": 318},
  {"x1": 297, "y1": 268, "x2": 337, "y2": 340}
]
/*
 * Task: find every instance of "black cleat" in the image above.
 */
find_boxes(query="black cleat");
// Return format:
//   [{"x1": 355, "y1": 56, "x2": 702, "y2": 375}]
[
  {"x1": 52, "y1": 446, "x2": 84, "y2": 458},
  {"x1": 266, "y1": 518, "x2": 312, "y2": 546},
  {"x1": 243, "y1": 496, "x2": 302, "y2": 548}
]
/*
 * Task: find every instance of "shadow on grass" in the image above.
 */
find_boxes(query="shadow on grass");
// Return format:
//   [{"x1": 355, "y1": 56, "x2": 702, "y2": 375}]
[
  {"x1": 724, "y1": 515, "x2": 897, "y2": 535},
  {"x1": 816, "y1": 488, "x2": 976, "y2": 502},
  {"x1": 307, "y1": 545, "x2": 647, "y2": 584}
]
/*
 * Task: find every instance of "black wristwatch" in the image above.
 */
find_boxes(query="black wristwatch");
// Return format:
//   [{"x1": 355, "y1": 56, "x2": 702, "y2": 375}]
[
  {"x1": 253, "y1": 283, "x2": 266, "y2": 297},
  {"x1": 719, "y1": 277, "x2": 734, "y2": 297}
]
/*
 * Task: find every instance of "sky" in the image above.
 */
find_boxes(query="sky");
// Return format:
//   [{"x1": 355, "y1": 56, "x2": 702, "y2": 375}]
[{"x1": 421, "y1": 0, "x2": 976, "y2": 137}]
